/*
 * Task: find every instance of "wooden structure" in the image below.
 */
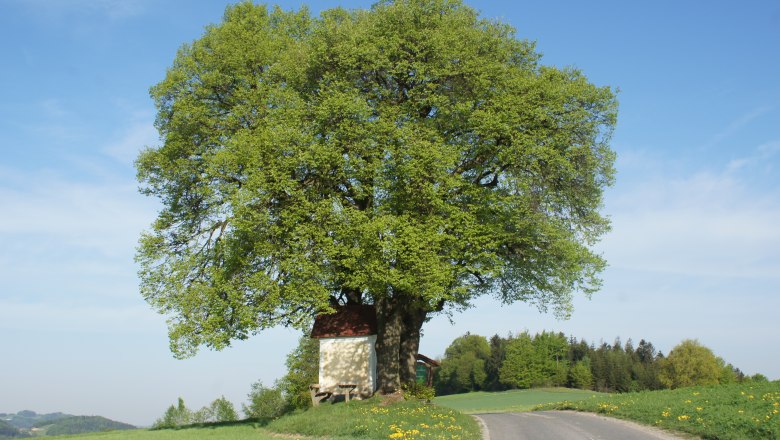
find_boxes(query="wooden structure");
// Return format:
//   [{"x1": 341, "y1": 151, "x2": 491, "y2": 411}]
[
  {"x1": 415, "y1": 353, "x2": 440, "y2": 386},
  {"x1": 310, "y1": 305, "x2": 378, "y2": 404}
]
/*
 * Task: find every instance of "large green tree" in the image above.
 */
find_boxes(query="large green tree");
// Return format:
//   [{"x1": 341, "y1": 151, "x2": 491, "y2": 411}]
[
  {"x1": 658, "y1": 339, "x2": 721, "y2": 389},
  {"x1": 435, "y1": 333, "x2": 490, "y2": 394},
  {"x1": 136, "y1": 0, "x2": 617, "y2": 393}
]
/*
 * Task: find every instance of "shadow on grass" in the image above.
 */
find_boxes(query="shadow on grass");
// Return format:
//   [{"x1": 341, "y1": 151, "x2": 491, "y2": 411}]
[{"x1": 150, "y1": 418, "x2": 271, "y2": 431}]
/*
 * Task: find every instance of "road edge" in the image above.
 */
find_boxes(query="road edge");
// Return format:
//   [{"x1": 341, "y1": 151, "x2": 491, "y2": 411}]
[{"x1": 471, "y1": 415, "x2": 490, "y2": 440}]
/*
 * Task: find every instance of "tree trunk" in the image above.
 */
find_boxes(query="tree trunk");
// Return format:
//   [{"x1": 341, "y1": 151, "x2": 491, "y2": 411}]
[
  {"x1": 374, "y1": 296, "x2": 402, "y2": 394},
  {"x1": 399, "y1": 306, "x2": 427, "y2": 385}
]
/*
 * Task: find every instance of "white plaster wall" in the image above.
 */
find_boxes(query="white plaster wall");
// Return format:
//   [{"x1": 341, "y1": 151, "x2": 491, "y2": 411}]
[{"x1": 319, "y1": 335, "x2": 377, "y2": 397}]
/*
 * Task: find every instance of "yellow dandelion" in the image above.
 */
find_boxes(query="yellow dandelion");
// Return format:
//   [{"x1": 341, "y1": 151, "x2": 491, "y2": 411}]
[{"x1": 678, "y1": 415, "x2": 690, "y2": 421}]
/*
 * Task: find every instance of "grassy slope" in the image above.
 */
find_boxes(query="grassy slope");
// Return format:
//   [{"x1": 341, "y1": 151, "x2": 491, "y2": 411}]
[
  {"x1": 52, "y1": 398, "x2": 482, "y2": 440},
  {"x1": 49, "y1": 424, "x2": 277, "y2": 440},
  {"x1": 538, "y1": 381, "x2": 780, "y2": 440},
  {"x1": 267, "y1": 396, "x2": 481, "y2": 439},
  {"x1": 434, "y1": 387, "x2": 603, "y2": 414},
  {"x1": 46, "y1": 424, "x2": 280, "y2": 440}
]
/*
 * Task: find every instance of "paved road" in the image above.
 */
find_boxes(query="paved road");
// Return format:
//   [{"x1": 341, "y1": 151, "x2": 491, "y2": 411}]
[{"x1": 475, "y1": 411, "x2": 687, "y2": 440}]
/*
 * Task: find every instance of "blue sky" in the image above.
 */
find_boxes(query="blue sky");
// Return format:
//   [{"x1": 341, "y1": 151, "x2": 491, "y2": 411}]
[{"x1": 1, "y1": 0, "x2": 778, "y2": 427}]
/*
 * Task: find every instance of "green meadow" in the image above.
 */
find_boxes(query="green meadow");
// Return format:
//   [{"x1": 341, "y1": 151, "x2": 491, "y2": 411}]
[
  {"x1": 538, "y1": 381, "x2": 780, "y2": 440},
  {"x1": 49, "y1": 397, "x2": 481, "y2": 440},
  {"x1": 37, "y1": 382, "x2": 780, "y2": 440},
  {"x1": 433, "y1": 387, "x2": 602, "y2": 414},
  {"x1": 43, "y1": 424, "x2": 276, "y2": 440}
]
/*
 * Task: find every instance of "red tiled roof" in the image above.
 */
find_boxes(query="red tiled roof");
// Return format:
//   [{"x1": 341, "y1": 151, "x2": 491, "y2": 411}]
[{"x1": 310, "y1": 304, "x2": 378, "y2": 338}]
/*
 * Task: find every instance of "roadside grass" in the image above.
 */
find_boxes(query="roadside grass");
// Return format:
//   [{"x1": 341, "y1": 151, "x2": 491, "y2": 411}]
[
  {"x1": 43, "y1": 422, "x2": 278, "y2": 440},
  {"x1": 536, "y1": 381, "x2": 780, "y2": 440},
  {"x1": 267, "y1": 396, "x2": 481, "y2": 439},
  {"x1": 434, "y1": 387, "x2": 603, "y2": 414},
  {"x1": 51, "y1": 398, "x2": 481, "y2": 440}
]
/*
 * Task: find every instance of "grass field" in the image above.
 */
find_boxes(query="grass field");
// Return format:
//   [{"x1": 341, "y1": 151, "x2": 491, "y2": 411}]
[
  {"x1": 48, "y1": 383, "x2": 780, "y2": 440},
  {"x1": 433, "y1": 387, "x2": 603, "y2": 414},
  {"x1": 42, "y1": 424, "x2": 278, "y2": 440},
  {"x1": 538, "y1": 381, "x2": 780, "y2": 440},
  {"x1": 50, "y1": 397, "x2": 481, "y2": 440},
  {"x1": 266, "y1": 396, "x2": 481, "y2": 439}
]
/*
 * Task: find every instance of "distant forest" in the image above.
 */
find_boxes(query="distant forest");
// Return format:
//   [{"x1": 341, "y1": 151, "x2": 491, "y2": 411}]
[
  {"x1": 0, "y1": 411, "x2": 134, "y2": 438},
  {"x1": 434, "y1": 331, "x2": 768, "y2": 395}
]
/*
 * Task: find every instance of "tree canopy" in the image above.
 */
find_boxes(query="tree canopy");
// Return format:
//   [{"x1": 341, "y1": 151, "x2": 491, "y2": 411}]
[
  {"x1": 136, "y1": 0, "x2": 617, "y2": 391},
  {"x1": 659, "y1": 339, "x2": 722, "y2": 389}
]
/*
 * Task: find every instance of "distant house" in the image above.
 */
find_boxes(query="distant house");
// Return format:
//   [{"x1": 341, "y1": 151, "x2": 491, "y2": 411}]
[{"x1": 310, "y1": 304, "x2": 378, "y2": 400}]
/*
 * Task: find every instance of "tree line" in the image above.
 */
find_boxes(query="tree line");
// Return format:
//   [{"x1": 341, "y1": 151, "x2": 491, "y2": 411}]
[{"x1": 434, "y1": 331, "x2": 766, "y2": 395}]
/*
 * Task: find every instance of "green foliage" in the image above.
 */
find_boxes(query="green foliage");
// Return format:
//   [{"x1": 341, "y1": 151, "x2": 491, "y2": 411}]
[
  {"x1": 153, "y1": 396, "x2": 238, "y2": 429},
  {"x1": 401, "y1": 382, "x2": 436, "y2": 402},
  {"x1": 541, "y1": 381, "x2": 780, "y2": 440},
  {"x1": 277, "y1": 335, "x2": 319, "y2": 410},
  {"x1": 152, "y1": 398, "x2": 192, "y2": 429},
  {"x1": 210, "y1": 397, "x2": 239, "y2": 423},
  {"x1": 136, "y1": 0, "x2": 617, "y2": 363},
  {"x1": 499, "y1": 332, "x2": 538, "y2": 389},
  {"x1": 532, "y1": 331, "x2": 569, "y2": 387},
  {"x1": 435, "y1": 333, "x2": 490, "y2": 394},
  {"x1": 750, "y1": 373, "x2": 770, "y2": 383},
  {"x1": 568, "y1": 359, "x2": 593, "y2": 390},
  {"x1": 484, "y1": 334, "x2": 508, "y2": 391},
  {"x1": 440, "y1": 331, "x2": 757, "y2": 396},
  {"x1": 192, "y1": 397, "x2": 239, "y2": 424},
  {"x1": 593, "y1": 340, "x2": 633, "y2": 392},
  {"x1": 243, "y1": 382, "x2": 287, "y2": 421},
  {"x1": 659, "y1": 339, "x2": 721, "y2": 389},
  {"x1": 499, "y1": 331, "x2": 568, "y2": 389}
]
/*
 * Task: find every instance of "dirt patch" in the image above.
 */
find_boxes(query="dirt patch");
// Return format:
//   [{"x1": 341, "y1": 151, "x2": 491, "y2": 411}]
[{"x1": 378, "y1": 391, "x2": 405, "y2": 406}]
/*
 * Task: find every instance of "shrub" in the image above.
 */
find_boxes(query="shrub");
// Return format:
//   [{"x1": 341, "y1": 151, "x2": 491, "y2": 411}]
[
  {"x1": 402, "y1": 382, "x2": 436, "y2": 402},
  {"x1": 568, "y1": 359, "x2": 593, "y2": 390},
  {"x1": 278, "y1": 335, "x2": 319, "y2": 411},
  {"x1": 243, "y1": 381, "x2": 287, "y2": 420},
  {"x1": 659, "y1": 339, "x2": 721, "y2": 389},
  {"x1": 152, "y1": 397, "x2": 191, "y2": 429},
  {"x1": 210, "y1": 396, "x2": 238, "y2": 422}
]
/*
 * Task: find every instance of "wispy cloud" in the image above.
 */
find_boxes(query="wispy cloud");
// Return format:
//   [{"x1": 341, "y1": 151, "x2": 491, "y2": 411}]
[
  {"x1": 0, "y1": 162, "x2": 157, "y2": 303},
  {"x1": 727, "y1": 140, "x2": 780, "y2": 173},
  {"x1": 705, "y1": 105, "x2": 774, "y2": 148},
  {"x1": 602, "y1": 143, "x2": 780, "y2": 280}
]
